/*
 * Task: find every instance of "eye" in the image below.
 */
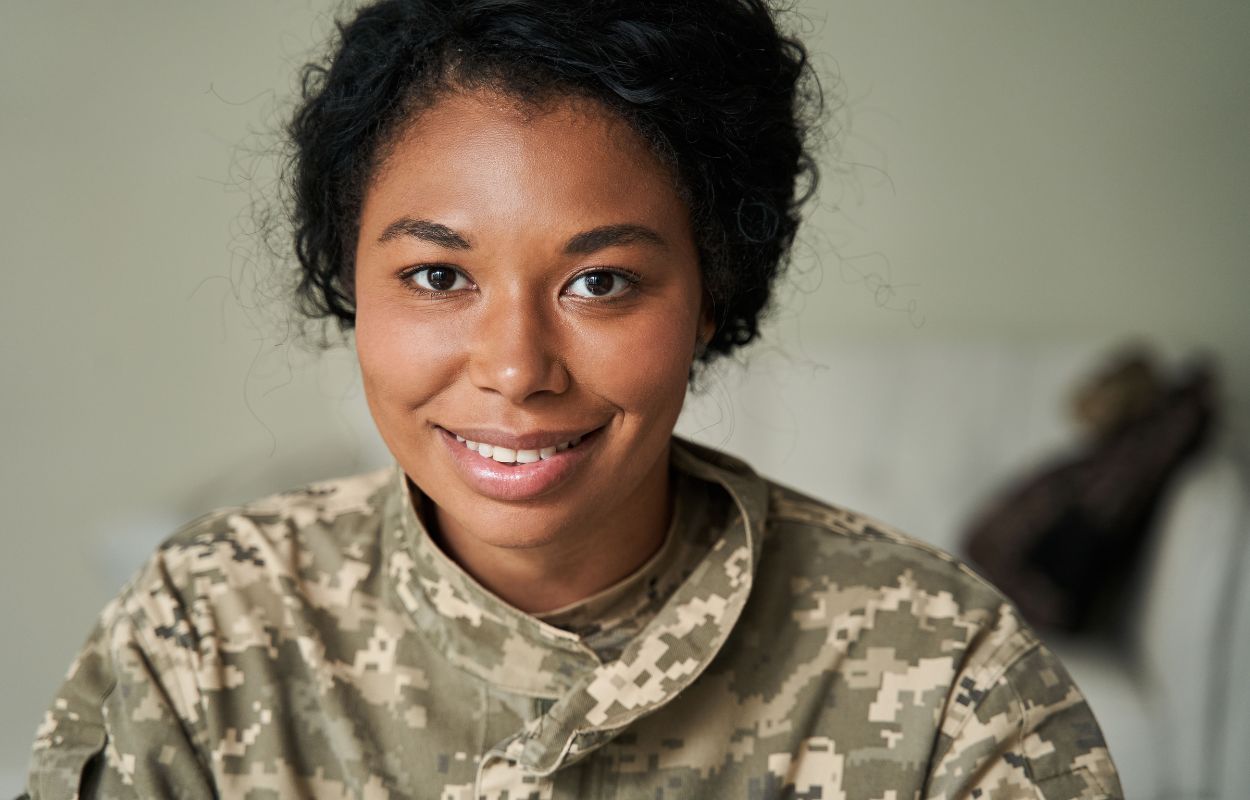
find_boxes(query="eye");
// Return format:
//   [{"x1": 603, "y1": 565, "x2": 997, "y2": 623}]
[
  {"x1": 565, "y1": 269, "x2": 638, "y2": 299},
  {"x1": 406, "y1": 265, "x2": 472, "y2": 293}
]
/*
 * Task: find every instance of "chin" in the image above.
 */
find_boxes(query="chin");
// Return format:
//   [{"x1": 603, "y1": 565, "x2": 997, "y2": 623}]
[{"x1": 430, "y1": 488, "x2": 583, "y2": 550}]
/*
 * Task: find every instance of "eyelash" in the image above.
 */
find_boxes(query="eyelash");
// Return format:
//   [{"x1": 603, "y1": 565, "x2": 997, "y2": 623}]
[
  {"x1": 398, "y1": 265, "x2": 641, "y2": 301},
  {"x1": 399, "y1": 264, "x2": 474, "y2": 296},
  {"x1": 565, "y1": 268, "x2": 641, "y2": 300}
]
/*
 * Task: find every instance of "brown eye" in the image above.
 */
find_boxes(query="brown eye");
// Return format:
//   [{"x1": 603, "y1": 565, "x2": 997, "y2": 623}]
[
  {"x1": 427, "y1": 268, "x2": 456, "y2": 291},
  {"x1": 566, "y1": 270, "x2": 636, "y2": 299},
  {"x1": 409, "y1": 265, "x2": 470, "y2": 293}
]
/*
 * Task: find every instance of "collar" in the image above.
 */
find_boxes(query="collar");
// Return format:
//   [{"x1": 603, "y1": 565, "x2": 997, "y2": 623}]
[
  {"x1": 382, "y1": 436, "x2": 770, "y2": 773},
  {"x1": 535, "y1": 467, "x2": 714, "y2": 663}
]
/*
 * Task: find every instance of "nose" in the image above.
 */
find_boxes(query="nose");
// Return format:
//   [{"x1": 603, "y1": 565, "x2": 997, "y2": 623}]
[{"x1": 466, "y1": 292, "x2": 570, "y2": 403}]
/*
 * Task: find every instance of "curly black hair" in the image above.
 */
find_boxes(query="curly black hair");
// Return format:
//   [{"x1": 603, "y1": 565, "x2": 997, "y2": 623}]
[{"x1": 288, "y1": 0, "x2": 820, "y2": 362}]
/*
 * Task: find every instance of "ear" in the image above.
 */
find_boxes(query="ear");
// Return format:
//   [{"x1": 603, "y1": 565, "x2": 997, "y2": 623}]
[{"x1": 696, "y1": 291, "x2": 716, "y2": 350}]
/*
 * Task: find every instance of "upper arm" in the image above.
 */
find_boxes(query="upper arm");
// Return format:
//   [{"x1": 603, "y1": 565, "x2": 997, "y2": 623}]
[
  {"x1": 27, "y1": 598, "x2": 213, "y2": 799},
  {"x1": 924, "y1": 627, "x2": 1123, "y2": 800}
]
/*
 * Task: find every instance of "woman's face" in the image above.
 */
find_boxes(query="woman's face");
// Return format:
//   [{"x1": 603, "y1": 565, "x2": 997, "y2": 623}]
[{"x1": 354, "y1": 89, "x2": 710, "y2": 552}]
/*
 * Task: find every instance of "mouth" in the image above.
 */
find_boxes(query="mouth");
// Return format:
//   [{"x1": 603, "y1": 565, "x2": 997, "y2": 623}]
[
  {"x1": 433, "y1": 424, "x2": 605, "y2": 501},
  {"x1": 442, "y1": 427, "x2": 598, "y2": 466}
]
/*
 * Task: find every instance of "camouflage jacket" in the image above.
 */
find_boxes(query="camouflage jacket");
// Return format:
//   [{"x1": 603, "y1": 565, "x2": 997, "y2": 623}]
[{"x1": 27, "y1": 439, "x2": 1122, "y2": 799}]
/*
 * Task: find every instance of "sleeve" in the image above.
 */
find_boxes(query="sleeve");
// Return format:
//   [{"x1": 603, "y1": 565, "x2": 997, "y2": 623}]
[
  {"x1": 923, "y1": 610, "x2": 1124, "y2": 800},
  {"x1": 25, "y1": 598, "x2": 214, "y2": 799}
]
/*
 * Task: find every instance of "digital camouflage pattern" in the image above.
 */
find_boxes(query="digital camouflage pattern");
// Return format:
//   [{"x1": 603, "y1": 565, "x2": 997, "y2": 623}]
[{"x1": 27, "y1": 439, "x2": 1123, "y2": 799}]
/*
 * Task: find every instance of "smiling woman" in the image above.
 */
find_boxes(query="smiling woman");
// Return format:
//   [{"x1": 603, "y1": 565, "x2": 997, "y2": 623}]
[
  {"x1": 354, "y1": 91, "x2": 708, "y2": 611},
  {"x1": 25, "y1": 1, "x2": 1122, "y2": 798}
]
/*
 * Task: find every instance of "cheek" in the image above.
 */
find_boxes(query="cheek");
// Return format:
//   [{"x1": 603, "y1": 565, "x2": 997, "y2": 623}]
[
  {"x1": 571, "y1": 306, "x2": 697, "y2": 418},
  {"x1": 355, "y1": 299, "x2": 463, "y2": 416}
]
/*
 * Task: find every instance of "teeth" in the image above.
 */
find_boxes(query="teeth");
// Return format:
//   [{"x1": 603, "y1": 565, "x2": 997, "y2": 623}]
[{"x1": 455, "y1": 432, "x2": 585, "y2": 464}]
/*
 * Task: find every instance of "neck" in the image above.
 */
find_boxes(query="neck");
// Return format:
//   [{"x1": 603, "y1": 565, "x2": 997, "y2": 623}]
[{"x1": 424, "y1": 460, "x2": 674, "y2": 615}]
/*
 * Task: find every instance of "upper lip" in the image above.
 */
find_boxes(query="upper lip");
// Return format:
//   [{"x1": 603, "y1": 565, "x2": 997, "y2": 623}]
[{"x1": 438, "y1": 425, "x2": 602, "y2": 451}]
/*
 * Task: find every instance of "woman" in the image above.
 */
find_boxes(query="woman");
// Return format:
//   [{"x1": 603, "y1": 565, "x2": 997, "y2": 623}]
[{"x1": 26, "y1": 1, "x2": 1122, "y2": 798}]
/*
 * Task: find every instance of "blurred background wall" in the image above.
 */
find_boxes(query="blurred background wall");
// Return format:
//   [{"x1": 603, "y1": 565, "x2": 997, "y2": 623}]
[{"x1": 3, "y1": 1, "x2": 1247, "y2": 795}]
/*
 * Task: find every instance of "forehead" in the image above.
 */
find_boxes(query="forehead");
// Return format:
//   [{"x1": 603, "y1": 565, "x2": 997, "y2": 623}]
[
  {"x1": 359, "y1": 89, "x2": 687, "y2": 239},
  {"x1": 383, "y1": 87, "x2": 658, "y2": 167}
]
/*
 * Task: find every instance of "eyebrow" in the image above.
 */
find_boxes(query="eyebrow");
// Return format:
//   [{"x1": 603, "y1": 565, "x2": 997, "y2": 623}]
[
  {"x1": 376, "y1": 218, "x2": 471, "y2": 249},
  {"x1": 563, "y1": 224, "x2": 667, "y2": 255},
  {"x1": 375, "y1": 218, "x2": 666, "y2": 255}
]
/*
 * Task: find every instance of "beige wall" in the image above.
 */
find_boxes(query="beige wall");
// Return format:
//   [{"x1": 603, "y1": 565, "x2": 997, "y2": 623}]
[
  {"x1": 3, "y1": 0, "x2": 1247, "y2": 788},
  {"x1": 794, "y1": 2, "x2": 1250, "y2": 396}
]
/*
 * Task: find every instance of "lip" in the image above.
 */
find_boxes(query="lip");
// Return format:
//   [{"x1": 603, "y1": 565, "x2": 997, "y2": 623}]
[{"x1": 436, "y1": 424, "x2": 604, "y2": 502}]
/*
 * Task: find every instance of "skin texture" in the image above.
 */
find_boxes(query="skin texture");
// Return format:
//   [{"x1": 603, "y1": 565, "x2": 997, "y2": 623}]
[{"x1": 353, "y1": 89, "x2": 712, "y2": 613}]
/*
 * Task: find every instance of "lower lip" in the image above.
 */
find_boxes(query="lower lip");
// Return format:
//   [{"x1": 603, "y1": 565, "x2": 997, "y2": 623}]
[{"x1": 437, "y1": 427, "x2": 600, "y2": 502}]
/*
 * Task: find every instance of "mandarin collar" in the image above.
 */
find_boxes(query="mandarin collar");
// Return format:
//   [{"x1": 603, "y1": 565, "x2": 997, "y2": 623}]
[{"x1": 382, "y1": 436, "x2": 770, "y2": 771}]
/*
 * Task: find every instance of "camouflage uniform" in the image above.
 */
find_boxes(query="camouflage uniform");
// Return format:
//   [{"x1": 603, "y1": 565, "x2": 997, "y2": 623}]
[{"x1": 27, "y1": 439, "x2": 1123, "y2": 799}]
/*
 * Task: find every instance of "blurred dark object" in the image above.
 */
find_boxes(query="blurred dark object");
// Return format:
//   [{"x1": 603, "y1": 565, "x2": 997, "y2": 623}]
[
  {"x1": 965, "y1": 347, "x2": 1218, "y2": 632},
  {"x1": 1070, "y1": 351, "x2": 1162, "y2": 438}
]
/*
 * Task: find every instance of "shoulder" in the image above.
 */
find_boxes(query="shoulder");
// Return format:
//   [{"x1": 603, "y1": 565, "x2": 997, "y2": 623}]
[
  {"x1": 162, "y1": 466, "x2": 395, "y2": 546},
  {"x1": 23, "y1": 470, "x2": 397, "y2": 800},
  {"x1": 675, "y1": 437, "x2": 1032, "y2": 677},
  {"x1": 763, "y1": 479, "x2": 1009, "y2": 614},
  {"x1": 152, "y1": 466, "x2": 394, "y2": 574},
  {"x1": 757, "y1": 479, "x2": 1045, "y2": 712},
  {"x1": 662, "y1": 440, "x2": 1121, "y2": 796},
  {"x1": 672, "y1": 437, "x2": 1011, "y2": 622},
  {"x1": 756, "y1": 482, "x2": 1122, "y2": 798},
  {"x1": 109, "y1": 467, "x2": 397, "y2": 649}
]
